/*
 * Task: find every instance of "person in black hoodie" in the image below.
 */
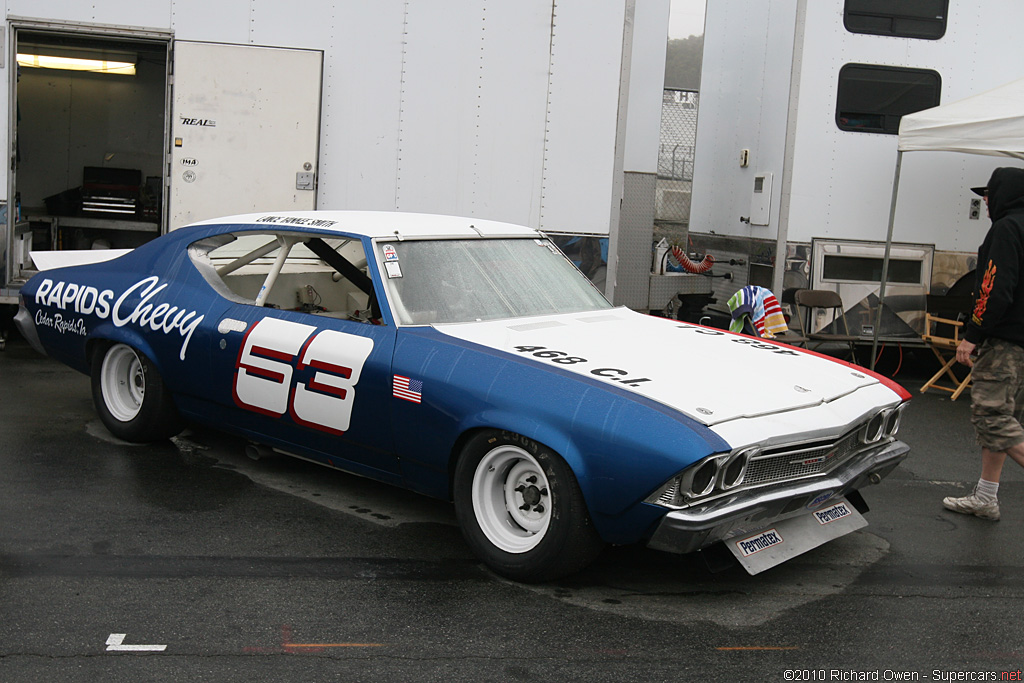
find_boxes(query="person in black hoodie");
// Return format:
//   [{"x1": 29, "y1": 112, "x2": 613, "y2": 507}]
[{"x1": 943, "y1": 167, "x2": 1024, "y2": 520}]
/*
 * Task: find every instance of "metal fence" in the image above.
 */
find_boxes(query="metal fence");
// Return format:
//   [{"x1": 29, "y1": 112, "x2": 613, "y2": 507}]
[{"x1": 656, "y1": 88, "x2": 698, "y2": 226}]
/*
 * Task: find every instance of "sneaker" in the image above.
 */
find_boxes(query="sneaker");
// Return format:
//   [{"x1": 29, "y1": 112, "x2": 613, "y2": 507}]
[{"x1": 942, "y1": 490, "x2": 1000, "y2": 520}]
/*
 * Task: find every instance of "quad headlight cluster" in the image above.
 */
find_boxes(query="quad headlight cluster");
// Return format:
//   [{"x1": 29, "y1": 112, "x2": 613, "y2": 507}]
[
  {"x1": 646, "y1": 402, "x2": 908, "y2": 509},
  {"x1": 646, "y1": 445, "x2": 760, "y2": 507},
  {"x1": 683, "y1": 446, "x2": 758, "y2": 498},
  {"x1": 861, "y1": 403, "x2": 906, "y2": 444}
]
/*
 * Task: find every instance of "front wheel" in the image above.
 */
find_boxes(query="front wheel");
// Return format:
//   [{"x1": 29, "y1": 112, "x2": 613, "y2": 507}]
[
  {"x1": 454, "y1": 431, "x2": 604, "y2": 582},
  {"x1": 91, "y1": 343, "x2": 182, "y2": 443}
]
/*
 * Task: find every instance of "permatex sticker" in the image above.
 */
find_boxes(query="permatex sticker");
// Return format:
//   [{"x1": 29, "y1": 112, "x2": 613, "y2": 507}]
[
  {"x1": 813, "y1": 501, "x2": 853, "y2": 525},
  {"x1": 735, "y1": 528, "x2": 783, "y2": 557}
]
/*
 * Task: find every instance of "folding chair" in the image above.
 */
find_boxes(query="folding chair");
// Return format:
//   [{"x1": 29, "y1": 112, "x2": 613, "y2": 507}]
[
  {"x1": 920, "y1": 312, "x2": 972, "y2": 400},
  {"x1": 793, "y1": 289, "x2": 859, "y2": 361},
  {"x1": 775, "y1": 288, "x2": 809, "y2": 347}
]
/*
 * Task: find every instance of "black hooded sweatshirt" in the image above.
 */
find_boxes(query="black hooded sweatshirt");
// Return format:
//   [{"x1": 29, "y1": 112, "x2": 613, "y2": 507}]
[{"x1": 966, "y1": 166, "x2": 1024, "y2": 346}]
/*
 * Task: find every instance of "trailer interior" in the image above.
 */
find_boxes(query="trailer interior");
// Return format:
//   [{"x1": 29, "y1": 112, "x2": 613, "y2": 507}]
[{"x1": 9, "y1": 28, "x2": 170, "y2": 288}]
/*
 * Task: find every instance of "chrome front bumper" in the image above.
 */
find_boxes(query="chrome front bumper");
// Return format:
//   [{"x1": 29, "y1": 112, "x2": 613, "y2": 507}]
[{"x1": 646, "y1": 439, "x2": 909, "y2": 555}]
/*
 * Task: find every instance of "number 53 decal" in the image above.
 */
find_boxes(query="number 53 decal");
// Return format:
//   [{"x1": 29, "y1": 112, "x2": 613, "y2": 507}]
[{"x1": 233, "y1": 317, "x2": 374, "y2": 434}]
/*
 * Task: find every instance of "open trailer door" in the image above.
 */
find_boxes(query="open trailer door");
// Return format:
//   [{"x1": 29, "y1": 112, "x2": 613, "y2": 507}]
[{"x1": 169, "y1": 41, "x2": 323, "y2": 229}]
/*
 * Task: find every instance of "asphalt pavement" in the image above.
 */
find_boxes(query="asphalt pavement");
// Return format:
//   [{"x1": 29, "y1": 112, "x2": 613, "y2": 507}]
[{"x1": 1, "y1": 335, "x2": 1022, "y2": 682}]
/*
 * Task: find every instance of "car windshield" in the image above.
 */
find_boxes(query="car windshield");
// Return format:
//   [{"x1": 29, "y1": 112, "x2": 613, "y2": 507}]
[{"x1": 377, "y1": 238, "x2": 612, "y2": 325}]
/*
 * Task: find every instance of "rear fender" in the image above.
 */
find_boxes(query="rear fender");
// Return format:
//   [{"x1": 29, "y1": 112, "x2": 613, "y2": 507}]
[{"x1": 86, "y1": 324, "x2": 164, "y2": 376}]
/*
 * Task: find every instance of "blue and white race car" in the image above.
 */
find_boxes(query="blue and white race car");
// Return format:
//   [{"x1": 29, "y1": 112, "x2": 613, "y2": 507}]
[{"x1": 16, "y1": 211, "x2": 910, "y2": 581}]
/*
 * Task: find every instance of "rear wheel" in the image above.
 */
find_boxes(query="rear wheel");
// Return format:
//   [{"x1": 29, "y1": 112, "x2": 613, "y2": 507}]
[
  {"x1": 454, "y1": 430, "x2": 604, "y2": 582},
  {"x1": 91, "y1": 343, "x2": 182, "y2": 442}
]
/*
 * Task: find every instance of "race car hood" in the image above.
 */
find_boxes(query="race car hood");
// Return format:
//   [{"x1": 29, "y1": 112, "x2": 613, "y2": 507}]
[{"x1": 434, "y1": 308, "x2": 893, "y2": 427}]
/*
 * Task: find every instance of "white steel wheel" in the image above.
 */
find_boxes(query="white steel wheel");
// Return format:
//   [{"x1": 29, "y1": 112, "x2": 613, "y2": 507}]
[
  {"x1": 472, "y1": 444, "x2": 552, "y2": 554},
  {"x1": 100, "y1": 344, "x2": 146, "y2": 422},
  {"x1": 91, "y1": 342, "x2": 182, "y2": 443},
  {"x1": 454, "y1": 431, "x2": 605, "y2": 582}
]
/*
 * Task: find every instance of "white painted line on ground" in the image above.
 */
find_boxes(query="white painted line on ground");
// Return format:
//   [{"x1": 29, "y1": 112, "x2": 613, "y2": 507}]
[{"x1": 106, "y1": 633, "x2": 167, "y2": 652}]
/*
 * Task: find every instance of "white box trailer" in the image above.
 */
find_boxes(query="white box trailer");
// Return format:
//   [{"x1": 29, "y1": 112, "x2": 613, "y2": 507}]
[
  {"x1": 0, "y1": 0, "x2": 677, "y2": 311},
  {"x1": 689, "y1": 0, "x2": 1024, "y2": 338}
]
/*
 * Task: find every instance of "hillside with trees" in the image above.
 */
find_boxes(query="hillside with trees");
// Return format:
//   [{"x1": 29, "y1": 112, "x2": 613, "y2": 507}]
[{"x1": 664, "y1": 34, "x2": 703, "y2": 90}]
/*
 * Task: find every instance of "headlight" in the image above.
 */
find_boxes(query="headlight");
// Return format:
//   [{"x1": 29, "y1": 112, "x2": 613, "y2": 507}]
[
  {"x1": 719, "y1": 447, "x2": 756, "y2": 490},
  {"x1": 688, "y1": 458, "x2": 718, "y2": 498},
  {"x1": 862, "y1": 404, "x2": 906, "y2": 444},
  {"x1": 884, "y1": 404, "x2": 905, "y2": 436},
  {"x1": 863, "y1": 410, "x2": 887, "y2": 443}
]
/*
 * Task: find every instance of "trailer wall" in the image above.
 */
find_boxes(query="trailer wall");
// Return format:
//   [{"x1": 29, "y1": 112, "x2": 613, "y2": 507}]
[
  {"x1": 692, "y1": 0, "x2": 1024, "y2": 300},
  {"x1": 3, "y1": 0, "x2": 666, "y2": 238},
  {"x1": 788, "y1": 1, "x2": 1024, "y2": 252}
]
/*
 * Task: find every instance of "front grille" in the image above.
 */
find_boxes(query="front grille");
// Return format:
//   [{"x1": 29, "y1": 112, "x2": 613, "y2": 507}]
[{"x1": 744, "y1": 429, "x2": 863, "y2": 486}]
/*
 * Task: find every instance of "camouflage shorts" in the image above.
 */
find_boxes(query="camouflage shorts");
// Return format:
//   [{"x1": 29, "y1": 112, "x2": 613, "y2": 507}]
[{"x1": 970, "y1": 338, "x2": 1024, "y2": 452}]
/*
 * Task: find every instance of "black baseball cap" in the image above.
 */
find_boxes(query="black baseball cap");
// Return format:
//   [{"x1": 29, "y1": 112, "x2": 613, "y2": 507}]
[{"x1": 971, "y1": 186, "x2": 987, "y2": 196}]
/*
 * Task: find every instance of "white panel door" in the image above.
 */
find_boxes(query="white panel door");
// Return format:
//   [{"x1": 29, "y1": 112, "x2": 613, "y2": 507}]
[{"x1": 169, "y1": 41, "x2": 322, "y2": 229}]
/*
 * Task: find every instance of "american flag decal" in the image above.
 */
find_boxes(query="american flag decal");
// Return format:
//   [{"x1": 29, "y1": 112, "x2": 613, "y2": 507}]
[{"x1": 393, "y1": 375, "x2": 423, "y2": 403}]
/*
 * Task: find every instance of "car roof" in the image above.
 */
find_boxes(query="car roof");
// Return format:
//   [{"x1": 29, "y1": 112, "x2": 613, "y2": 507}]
[{"x1": 189, "y1": 210, "x2": 543, "y2": 240}]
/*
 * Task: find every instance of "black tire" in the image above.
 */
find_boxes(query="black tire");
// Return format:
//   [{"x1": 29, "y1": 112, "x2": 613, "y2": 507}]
[
  {"x1": 91, "y1": 343, "x2": 183, "y2": 443},
  {"x1": 453, "y1": 430, "x2": 605, "y2": 582}
]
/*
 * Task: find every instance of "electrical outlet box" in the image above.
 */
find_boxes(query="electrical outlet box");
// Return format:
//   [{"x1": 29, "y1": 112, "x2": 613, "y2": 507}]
[
  {"x1": 749, "y1": 172, "x2": 773, "y2": 225},
  {"x1": 970, "y1": 198, "x2": 981, "y2": 220},
  {"x1": 296, "y1": 171, "x2": 315, "y2": 190}
]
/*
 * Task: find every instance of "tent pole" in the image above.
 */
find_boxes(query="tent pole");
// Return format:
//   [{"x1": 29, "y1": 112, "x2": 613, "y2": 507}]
[{"x1": 871, "y1": 150, "x2": 903, "y2": 370}]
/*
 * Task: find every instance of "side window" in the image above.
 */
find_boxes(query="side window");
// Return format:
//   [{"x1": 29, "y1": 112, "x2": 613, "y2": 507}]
[
  {"x1": 844, "y1": 0, "x2": 948, "y2": 40},
  {"x1": 189, "y1": 231, "x2": 381, "y2": 324},
  {"x1": 836, "y1": 64, "x2": 941, "y2": 134}
]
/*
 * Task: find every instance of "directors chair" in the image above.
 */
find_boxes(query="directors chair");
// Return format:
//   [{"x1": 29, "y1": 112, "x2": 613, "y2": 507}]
[{"x1": 919, "y1": 312, "x2": 972, "y2": 401}]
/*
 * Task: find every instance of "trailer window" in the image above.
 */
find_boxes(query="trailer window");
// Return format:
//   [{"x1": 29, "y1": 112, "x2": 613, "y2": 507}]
[
  {"x1": 844, "y1": 0, "x2": 948, "y2": 40},
  {"x1": 822, "y1": 255, "x2": 923, "y2": 285},
  {"x1": 836, "y1": 64, "x2": 941, "y2": 134}
]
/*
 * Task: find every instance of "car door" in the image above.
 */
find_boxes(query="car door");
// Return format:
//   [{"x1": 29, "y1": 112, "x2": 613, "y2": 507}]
[{"x1": 187, "y1": 229, "x2": 400, "y2": 480}]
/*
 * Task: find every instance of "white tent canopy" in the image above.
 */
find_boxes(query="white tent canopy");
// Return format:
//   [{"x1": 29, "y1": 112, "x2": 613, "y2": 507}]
[
  {"x1": 870, "y1": 77, "x2": 1024, "y2": 367},
  {"x1": 897, "y1": 77, "x2": 1024, "y2": 159}
]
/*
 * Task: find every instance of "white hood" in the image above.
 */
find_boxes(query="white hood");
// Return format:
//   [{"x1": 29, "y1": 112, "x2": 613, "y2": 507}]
[{"x1": 434, "y1": 308, "x2": 888, "y2": 427}]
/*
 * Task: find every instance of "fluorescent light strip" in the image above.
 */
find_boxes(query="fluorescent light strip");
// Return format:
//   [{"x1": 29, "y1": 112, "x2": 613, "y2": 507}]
[{"x1": 16, "y1": 53, "x2": 136, "y2": 75}]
